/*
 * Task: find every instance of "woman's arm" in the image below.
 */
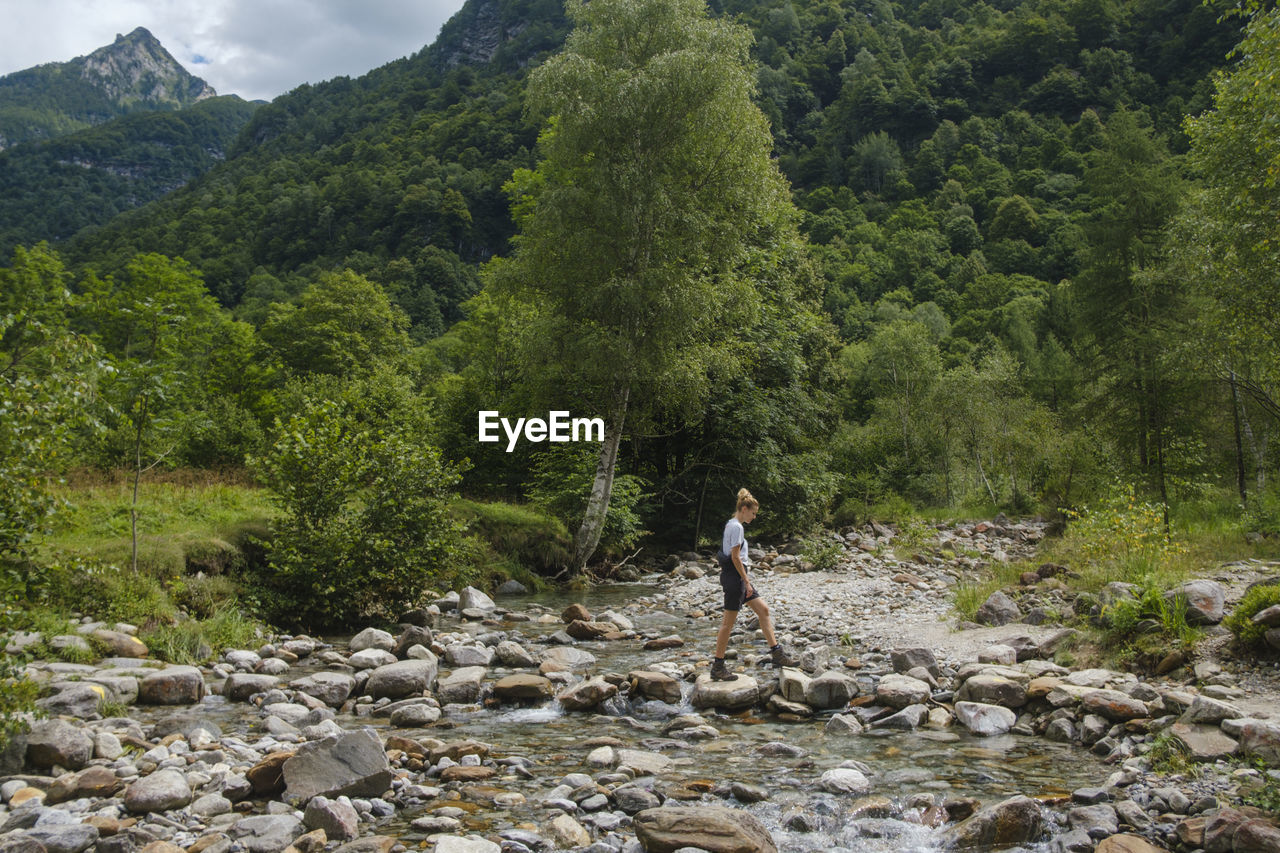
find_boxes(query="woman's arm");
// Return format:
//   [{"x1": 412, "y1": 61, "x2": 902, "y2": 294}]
[{"x1": 731, "y1": 544, "x2": 753, "y2": 593}]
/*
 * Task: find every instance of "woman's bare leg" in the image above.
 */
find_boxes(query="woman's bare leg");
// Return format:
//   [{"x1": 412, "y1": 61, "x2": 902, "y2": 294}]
[
  {"x1": 746, "y1": 597, "x2": 778, "y2": 648},
  {"x1": 715, "y1": 610, "x2": 739, "y2": 657}
]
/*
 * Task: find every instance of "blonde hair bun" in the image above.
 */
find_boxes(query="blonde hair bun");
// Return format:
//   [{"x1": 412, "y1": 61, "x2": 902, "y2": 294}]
[{"x1": 736, "y1": 488, "x2": 759, "y2": 510}]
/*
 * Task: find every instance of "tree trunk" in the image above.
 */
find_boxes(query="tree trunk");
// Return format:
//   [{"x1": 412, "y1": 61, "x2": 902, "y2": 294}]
[
  {"x1": 1230, "y1": 371, "x2": 1248, "y2": 503},
  {"x1": 573, "y1": 386, "x2": 630, "y2": 573}
]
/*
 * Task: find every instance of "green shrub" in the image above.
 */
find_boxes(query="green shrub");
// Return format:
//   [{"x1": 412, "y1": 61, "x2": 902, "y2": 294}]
[
  {"x1": 525, "y1": 445, "x2": 648, "y2": 558},
  {"x1": 453, "y1": 499, "x2": 572, "y2": 573},
  {"x1": 250, "y1": 394, "x2": 465, "y2": 630},
  {"x1": 172, "y1": 574, "x2": 240, "y2": 619},
  {"x1": 0, "y1": 646, "x2": 39, "y2": 750},
  {"x1": 1244, "y1": 492, "x2": 1280, "y2": 538},
  {"x1": 800, "y1": 534, "x2": 844, "y2": 571},
  {"x1": 142, "y1": 607, "x2": 258, "y2": 664},
  {"x1": 1225, "y1": 583, "x2": 1280, "y2": 648},
  {"x1": 1101, "y1": 579, "x2": 1201, "y2": 650}
]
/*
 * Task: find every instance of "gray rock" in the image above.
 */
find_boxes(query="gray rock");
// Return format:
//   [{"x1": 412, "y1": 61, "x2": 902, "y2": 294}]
[
  {"x1": 825, "y1": 713, "x2": 863, "y2": 735},
  {"x1": 138, "y1": 666, "x2": 205, "y2": 705},
  {"x1": 1068, "y1": 804, "x2": 1118, "y2": 839},
  {"x1": 778, "y1": 668, "x2": 812, "y2": 703},
  {"x1": 347, "y1": 649, "x2": 396, "y2": 670},
  {"x1": 290, "y1": 672, "x2": 356, "y2": 707},
  {"x1": 805, "y1": 670, "x2": 859, "y2": 710},
  {"x1": 954, "y1": 701, "x2": 1016, "y2": 736},
  {"x1": 1169, "y1": 722, "x2": 1238, "y2": 761},
  {"x1": 365, "y1": 658, "x2": 438, "y2": 700},
  {"x1": 25, "y1": 825, "x2": 98, "y2": 853},
  {"x1": 975, "y1": 591, "x2": 1023, "y2": 626},
  {"x1": 875, "y1": 673, "x2": 931, "y2": 709},
  {"x1": 614, "y1": 786, "x2": 661, "y2": 814},
  {"x1": 349, "y1": 628, "x2": 395, "y2": 653},
  {"x1": 389, "y1": 703, "x2": 441, "y2": 727},
  {"x1": 444, "y1": 644, "x2": 494, "y2": 667},
  {"x1": 820, "y1": 768, "x2": 871, "y2": 795},
  {"x1": 956, "y1": 673, "x2": 1028, "y2": 708},
  {"x1": 540, "y1": 646, "x2": 597, "y2": 672},
  {"x1": 633, "y1": 806, "x2": 777, "y2": 853},
  {"x1": 1165, "y1": 580, "x2": 1225, "y2": 625},
  {"x1": 303, "y1": 795, "x2": 359, "y2": 840},
  {"x1": 557, "y1": 677, "x2": 618, "y2": 712},
  {"x1": 392, "y1": 626, "x2": 434, "y2": 659},
  {"x1": 875, "y1": 704, "x2": 928, "y2": 730},
  {"x1": 35, "y1": 683, "x2": 106, "y2": 719},
  {"x1": 438, "y1": 666, "x2": 487, "y2": 705},
  {"x1": 1045, "y1": 719, "x2": 1075, "y2": 742},
  {"x1": 124, "y1": 769, "x2": 192, "y2": 813},
  {"x1": 496, "y1": 580, "x2": 529, "y2": 595},
  {"x1": 945, "y1": 795, "x2": 1044, "y2": 848},
  {"x1": 494, "y1": 640, "x2": 538, "y2": 668},
  {"x1": 229, "y1": 814, "x2": 306, "y2": 853},
  {"x1": 457, "y1": 586, "x2": 496, "y2": 612},
  {"x1": 434, "y1": 838, "x2": 500, "y2": 853},
  {"x1": 191, "y1": 793, "x2": 233, "y2": 817},
  {"x1": 25, "y1": 719, "x2": 93, "y2": 771},
  {"x1": 891, "y1": 648, "x2": 940, "y2": 678},
  {"x1": 282, "y1": 729, "x2": 392, "y2": 805},
  {"x1": 1179, "y1": 695, "x2": 1243, "y2": 725},
  {"x1": 691, "y1": 674, "x2": 759, "y2": 712},
  {"x1": 224, "y1": 674, "x2": 279, "y2": 702}
]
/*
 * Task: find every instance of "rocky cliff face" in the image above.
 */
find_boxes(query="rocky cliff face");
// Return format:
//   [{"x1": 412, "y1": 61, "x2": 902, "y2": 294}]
[
  {"x1": 79, "y1": 27, "x2": 216, "y2": 106},
  {"x1": 0, "y1": 26, "x2": 216, "y2": 148}
]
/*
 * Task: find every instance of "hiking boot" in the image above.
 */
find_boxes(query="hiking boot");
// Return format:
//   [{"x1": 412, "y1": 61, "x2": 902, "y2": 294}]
[
  {"x1": 771, "y1": 645, "x2": 799, "y2": 668},
  {"x1": 710, "y1": 658, "x2": 734, "y2": 681}
]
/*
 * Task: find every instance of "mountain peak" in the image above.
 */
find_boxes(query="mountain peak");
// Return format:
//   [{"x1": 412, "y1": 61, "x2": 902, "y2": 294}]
[{"x1": 81, "y1": 27, "x2": 215, "y2": 105}]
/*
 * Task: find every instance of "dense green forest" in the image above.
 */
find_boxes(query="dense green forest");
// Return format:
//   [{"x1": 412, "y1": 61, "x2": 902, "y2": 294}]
[
  {"x1": 0, "y1": 96, "x2": 256, "y2": 259},
  {"x1": 4, "y1": 0, "x2": 1280, "y2": 626}
]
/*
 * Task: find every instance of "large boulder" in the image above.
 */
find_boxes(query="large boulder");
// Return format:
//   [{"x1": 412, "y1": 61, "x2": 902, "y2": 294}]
[
  {"x1": 629, "y1": 670, "x2": 683, "y2": 704},
  {"x1": 954, "y1": 702, "x2": 1016, "y2": 737},
  {"x1": 875, "y1": 673, "x2": 931, "y2": 709},
  {"x1": 392, "y1": 626, "x2": 434, "y2": 659},
  {"x1": 956, "y1": 674, "x2": 1028, "y2": 709},
  {"x1": 282, "y1": 729, "x2": 392, "y2": 805},
  {"x1": 975, "y1": 591, "x2": 1023, "y2": 626},
  {"x1": 138, "y1": 666, "x2": 205, "y2": 705},
  {"x1": 691, "y1": 674, "x2": 760, "y2": 712},
  {"x1": 1080, "y1": 690, "x2": 1149, "y2": 722},
  {"x1": 891, "y1": 648, "x2": 941, "y2": 678},
  {"x1": 46, "y1": 765, "x2": 125, "y2": 803},
  {"x1": 457, "y1": 586, "x2": 496, "y2": 612},
  {"x1": 25, "y1": 718, "x2": 93, "y2": 771},
  {"x1": 1169, "y1": 723, "x2": 1238, "y2": 762},
  {"x1": 945, "y1": 795, "x2": 1044, "y2": 849},
  {"x1": 36, "y1": 682, "x2": 109, "y2": 719},
  {"x1": 291, "y1": 672, "x2": 356, "y2": 707},
  {"x1": 303, "y1": 795, "x2": 359, "y2": 841},
  {"x1": 493, "y1": 675, "x2": 555, "y2": 702},
  {"x1": 556, "y1": 677, "x2": 617, "y2": 712},
  {"x1": 805, "y1": 670, "x2": 860, "y2": 709},
  {"x1": 494, "y1": 640, "x2": 537, "y2": 668},
  {"x1": 124, "y1": 769, "x2": 192, "y2": 813},
  {"x1": 1164, "y1": 580, "x2": 1225, "y2": 626},
  {"x1": 365, "y1": 658, "x2": 438, "y2": 700},
  {"x1": 1239, "y1": 720, "x2": 1280, "y2": 765},
  {"x1": 229, "y1": 814, "x2": 306, "y2": 853},
  {"x1": 438, "y1": 666, "x2": 487, "y2": 705},
  {"x1": 539, "y1": 647, "x2": 597, "y2": 673},
  {"x1": 633, "y1": 805, "x2": 777, "y2": 853},
  {"x1": 444, "y1": 644, "x2": 494, "y2": 667},
  {"x1": 225, "y1": 674, "x2": 280, "y2": 702},
  {"x1": 91, "y1": 629, "x2": 148, "y2": 658},
  {"x1": 349, "y1": 628, "x2": 395, "y2": 653}
]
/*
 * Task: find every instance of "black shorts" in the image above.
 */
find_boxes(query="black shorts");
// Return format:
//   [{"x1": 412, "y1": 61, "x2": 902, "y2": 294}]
[{"x1": 718, "y1": 559, "x2": 760, "y2": 612}]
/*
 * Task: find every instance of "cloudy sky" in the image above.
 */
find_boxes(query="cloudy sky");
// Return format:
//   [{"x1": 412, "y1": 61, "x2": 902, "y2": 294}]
[{"x1": 0, "y1": 0, "x2": 470, "y2": 102}]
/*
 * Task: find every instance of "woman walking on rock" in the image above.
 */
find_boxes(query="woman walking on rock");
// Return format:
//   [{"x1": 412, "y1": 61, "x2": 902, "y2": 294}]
[{"x1": 711, "y1": 488, "x2": 797, "y2": 680}]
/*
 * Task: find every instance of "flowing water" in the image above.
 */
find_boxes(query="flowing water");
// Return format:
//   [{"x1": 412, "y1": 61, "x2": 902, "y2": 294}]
[{"x1": 155, "y1": 582, "x2": 1112, "y2": 851}]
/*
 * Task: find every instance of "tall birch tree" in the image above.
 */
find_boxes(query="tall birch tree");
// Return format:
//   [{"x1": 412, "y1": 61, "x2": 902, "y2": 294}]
[{"x1": 492, "y1": 0, "x2": 797, "y2": 571}]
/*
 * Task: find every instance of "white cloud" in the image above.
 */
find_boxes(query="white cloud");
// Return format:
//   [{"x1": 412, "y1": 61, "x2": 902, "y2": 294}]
[{"x1": 0, "y1": 0, "x2": 467, "y2": 102}]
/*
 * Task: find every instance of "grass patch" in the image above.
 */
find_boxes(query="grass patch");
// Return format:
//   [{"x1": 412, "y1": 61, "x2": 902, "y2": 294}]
[
  {"x1": 141, "y1": 607, "x2": 260, "y2": 664},
  {"x1": 1225, "y1": 584, "x2": 1280, "y2": 648},
  {"x1": 453, "y1": 498, "x2": 571, "y2": 577},
  {"x1": 1147, "y1": 729, "x2": 1200, "y2": 778}
]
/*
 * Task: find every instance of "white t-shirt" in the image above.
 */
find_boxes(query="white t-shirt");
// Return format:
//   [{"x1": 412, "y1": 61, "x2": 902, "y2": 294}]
[{"x1": 721, "y1": 517, "x2": 750, "y2": 567}]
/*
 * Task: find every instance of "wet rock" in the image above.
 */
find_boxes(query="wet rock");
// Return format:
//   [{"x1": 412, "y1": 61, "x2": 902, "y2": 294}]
[
  {"x1": 302, "y1": 796, "x2": 358, "y2": 841},
  {"x1": 25, "y1": 719, "x2": 93, "y2": 771},
  {"x1": 617, "y1": 749, "x2": 673, "y2": 776},
  {"x1": 1045, "y1": 719, "x2": 1075, "y2": 742},
  {"x1": 825, "y1": 714, "x2": 863, "y2": 735},
  {"x1": 805, "y1": 670, "x2": 859, "y2": 709},
  {"x1": 558, "y1": 676, "x2": 618, "y2": 712},
  {"x1": 493, "y1": 674, "x2": 555, "y2": 702},
  {"x1": 495, "y1": 641, "x2": 538, "y2": 668},
  {"x1": 1165, "y1": 580, "x2": 1224, "y2": 625},
  {"x1": 633, "y1": 805, "x2": 777, "y2": 853},
  {"x1": 975, "y1": 591, "x2": 1022, "y2": 626},
  {"x1": 562, "y1": 603, "x2": 592, "y2": 622},
  {"x1": 124, "y1": 769, "x2": 192, "y2": 814},
  {"x1": 365, "y1": 658, "x2": 438, "y2": 700},
  {"x1": 643, "y1": 635, "x2": 685, "y2": 650},
  {"x1": 954, "y1": 702, "x2": 1015, "y2": 736},
  {"x1": 820, "y1": 768, "x2": 871, "y2": 795},
  {"x1": 778, "y1": 668, "x2": 812, "y2": 703},
  {"x1": 282, "y1": 729, "x2": 392, "y2": 805},
  {"x1": 614, "y1": 786, "x2": 661, "y2": 814},
  {"x1": 548, "y1": 815, "x2": 591, "y2": 848},
  {"x1": 225, "y1": 674, "x2": 279, "y2": 702},
  {"x1": 540, "y1": 647, "x2": 597, "y2": 673},
  {"x1": 138, "y1": 666, "x2": 205, "y2": 705},
  {"x1": 566, "y1": 620, "x2": 618, "y2": 641},
  {"x1": 438, "y1": 666, "x2": 487, "y2": 704},
  {"x1": 944, "y1": 795, "x2": 1044, "y2": 849},
  {"x1": 229, "y1": 815, "x2": 305, "y2": 853},
  {"x1": 730, "y1": 782, "x2": 769, "y2": 804},
  {"x1": 691, "y1": 674, "x2": 759, "y2": 712},
  {"x1": 628, "y1": 670, "x2": 682, "y2": 704},
  {"x1": 875, "y1": 673, "x2": 930, "y2": 709},
  {"x1": 434, "y1": 839, "x2": 499, "y2": 853}
]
